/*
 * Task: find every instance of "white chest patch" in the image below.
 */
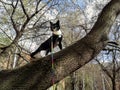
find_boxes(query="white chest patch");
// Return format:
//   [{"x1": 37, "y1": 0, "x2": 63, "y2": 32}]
[
  {"x1": 53, "y1": 30, "x2": 62, "y2": 37},
  {"x1": 40, "y1": 50, "x2": 46, "y2": 57}
]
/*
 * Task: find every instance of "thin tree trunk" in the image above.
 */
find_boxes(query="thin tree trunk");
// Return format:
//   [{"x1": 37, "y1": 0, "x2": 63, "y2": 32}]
[
  {"x1": 112, "y1": 78, "x2": 116, "y2": 90},
  {"x1": 82, "y1": 71, "x2": 85, "y2": 90},
  {"x1": 91, "y1": 76, "x2": 94, "y2": 90},
  {"x1": 102, "y1": 73, "x2": 106, "y2": 90},
  {"x1": 112, "y1": 51, "x2": 116, "y2": 90},
  {"x1": 12, "y1": 48, "x2": 19, "y2": 68},
  {"x1": 6, "y1": 53, "x2": 10, "y2": 69}
]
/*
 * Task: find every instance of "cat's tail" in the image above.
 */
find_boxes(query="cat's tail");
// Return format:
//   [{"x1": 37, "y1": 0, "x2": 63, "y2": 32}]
[{"x1": 30, "y1": 47, "x2": 41, "y2": 58}]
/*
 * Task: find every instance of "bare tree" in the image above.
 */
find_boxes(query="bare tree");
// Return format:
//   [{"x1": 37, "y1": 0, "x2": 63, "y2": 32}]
[
  {"x1": 0, "y1": 0, "x2": 60, "y2": 68},
  {"x1": 96, "y1": 18, "x2": 120, "y2": 90},
  {"x1": 0, "y1": 0, "x2": 119, "y2": 90}
]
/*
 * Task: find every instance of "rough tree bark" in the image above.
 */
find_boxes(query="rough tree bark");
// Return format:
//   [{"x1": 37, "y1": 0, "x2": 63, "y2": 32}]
[{"x1": 0, "y1": 0, "x2": 120, "y2": 90}]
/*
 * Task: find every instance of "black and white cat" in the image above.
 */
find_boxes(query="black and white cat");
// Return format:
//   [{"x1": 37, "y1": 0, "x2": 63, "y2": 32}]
[{"x1": 30, "y1": 20, "x2": 62, "y2": 58}]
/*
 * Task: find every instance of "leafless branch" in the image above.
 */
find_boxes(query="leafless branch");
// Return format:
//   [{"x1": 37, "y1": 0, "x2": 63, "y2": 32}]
[
  {"x1": 116, "y1": 67, "x2": 120, "y2": 72},
  {"x1": 103, "y1": 41, "x2": 120, "y2": 52},
  {"x1": 33, "y1": 10, "x2": 50, "y2": 27},
  {"x1": 17, "y1": 53, "x2": 30, "y2": 63},
  {"x1": 19, "y1": 33, "x2": 49, "y2": 41},
  {"x1": 76, "y1": 24, "x2": 90, "y2": 31},
  {"x1": 33, "y1": 1, "x2": 60, "y2": 26},
  {"x1": 20, "y1": 0, "x2": 52, "y2": 35},
  {"x1": 0, "y1": 28, "x2": 13, "y2": 42},
  {"x1": 30, "y1": 0, "x2": 52, "y2": 19},
  {"x1": 95, "y1": 59, "x2": 113, "y2": 79},
  {"x1": 0, "y1": 0, "x2": 53, "y2": 56},
  {"x1": 10, "y1": 0, "x2": 19, "y2": 34},
  {"x1": 35, "y1": 0, "x2": 42, "y2": 12},
  {"x1": 0, "y1": 0, "x2": 12, "y2": 6},
  {"x1": 20, "y1": 0, "x2": 29, "y2": 19}
]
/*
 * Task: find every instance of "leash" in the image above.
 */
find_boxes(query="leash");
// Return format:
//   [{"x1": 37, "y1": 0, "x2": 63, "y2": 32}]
[
  {"x1": 50, "y1": 34, "x2": 61, "y2": 89},
  {"x1": 51, "y1": 35, "x2": 55, "y2": 90}
]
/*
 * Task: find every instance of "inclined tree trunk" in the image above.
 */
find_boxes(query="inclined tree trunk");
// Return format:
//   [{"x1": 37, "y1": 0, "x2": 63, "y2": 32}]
[
  {"x1": 102, "y1": 73, "x2": 106, "y2": 90},
  {"x1": 0, "y1": 0, "x2": 120, "y2": 90}
]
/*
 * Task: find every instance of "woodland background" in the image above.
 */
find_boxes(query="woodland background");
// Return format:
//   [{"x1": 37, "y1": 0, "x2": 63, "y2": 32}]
[{"x1": 0, "y1": 0, "x2": 120, "y2": 90}]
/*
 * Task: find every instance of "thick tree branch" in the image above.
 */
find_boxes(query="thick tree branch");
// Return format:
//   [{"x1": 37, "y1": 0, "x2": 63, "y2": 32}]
[{"x1": 0, "y1": 0, "x2": 120, "y2": 90}]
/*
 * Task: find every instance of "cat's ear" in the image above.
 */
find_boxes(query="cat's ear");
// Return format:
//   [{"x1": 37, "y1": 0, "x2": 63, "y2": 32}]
[
  {"x1": 50, "y1": 21, "x2": 53, "y2": 25},
  {"x1": 56, "y1": 20, "x2": 60, "y2": 25}
]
